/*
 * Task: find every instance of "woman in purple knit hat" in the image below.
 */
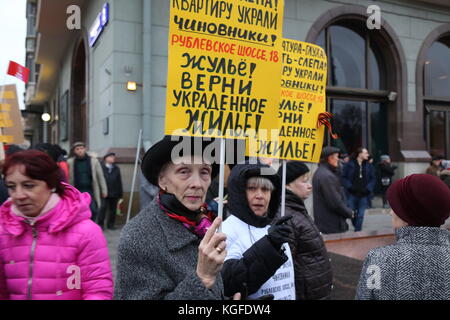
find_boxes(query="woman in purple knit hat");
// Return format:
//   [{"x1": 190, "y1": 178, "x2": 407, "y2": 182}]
[{"x1": 355, "y1": 174, "x2": 450, "y2": 300}]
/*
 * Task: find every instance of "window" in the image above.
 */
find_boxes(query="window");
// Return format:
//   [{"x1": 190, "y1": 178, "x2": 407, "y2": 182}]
[
  {"x1": 27, "y1": 2, "x2": 37, "y2": 17},
  {"x1": 424, "y1": 38, "x2": 450, "y2": 158},
  {"x1": 34, "y1": 64, "x2": 41, "y2": 84},
  {"x1": 424, "y1": 41, "x2": 450, "y2": 97},
  {"x1": 316, "y1": 22, "x2": 389, "y2": 161},
  {"x1": 26, "y1": 38, "x2": 35, "y2": 52},
  {"x1": 27, "y1": 16, "x2": 36, "y2": 36}
]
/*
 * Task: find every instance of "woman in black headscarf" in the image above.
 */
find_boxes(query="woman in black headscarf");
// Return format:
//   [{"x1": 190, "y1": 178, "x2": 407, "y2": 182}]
[{"x1": 221, "y1": 162, "x2": 296, "y2": 300}]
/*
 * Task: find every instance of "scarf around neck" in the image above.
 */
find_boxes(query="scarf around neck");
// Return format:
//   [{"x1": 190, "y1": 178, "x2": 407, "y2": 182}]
[
  {"x1": 157, "y1": 191, "x2": 215, "y2": 238},
  {"x1": 12, "y1": 193, "x2": 62, "y2": 225}
]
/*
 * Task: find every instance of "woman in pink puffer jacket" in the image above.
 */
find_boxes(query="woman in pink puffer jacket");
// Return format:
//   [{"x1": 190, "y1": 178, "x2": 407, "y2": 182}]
[{"x1": 0, "y1": 150, "x2": 113, "y2": 300}]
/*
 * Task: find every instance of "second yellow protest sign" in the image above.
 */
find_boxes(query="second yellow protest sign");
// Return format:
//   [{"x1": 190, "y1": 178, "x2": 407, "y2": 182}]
[
  {"x1": 165, "y1": 0, "x2": 284, "y2": 139},
  {"x1": 248, "y1": 39, "x2": 328, "y2": 162}
]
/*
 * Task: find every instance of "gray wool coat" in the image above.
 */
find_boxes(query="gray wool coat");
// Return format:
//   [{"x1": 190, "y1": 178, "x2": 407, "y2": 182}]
[
  {"x1": 355, "y1": 227, "x2": 450, "y2": 300},
  {"x1": 114, "y1": 199, "x2": 224, "y2": 300},
  {"x1": 312, "y1": 163, "x2": 353, "y2": 234}
]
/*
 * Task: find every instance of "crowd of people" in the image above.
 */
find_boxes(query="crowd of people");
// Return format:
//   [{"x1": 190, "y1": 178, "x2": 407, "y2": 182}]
[
  {"x1": 426, "y1": 155, "x2": 450, "y2": 188},
  {"x1": 0, "y1": 136, "x2": 449, "y2": 300},
  {"x1": 0, "y1": 142, "x2": 123, "y2": 231}
]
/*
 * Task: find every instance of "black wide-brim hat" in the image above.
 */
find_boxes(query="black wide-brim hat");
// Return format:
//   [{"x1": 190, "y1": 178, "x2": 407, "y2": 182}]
[{"x1": 141, "y1": 135, "x2": 222, "y2": 186}]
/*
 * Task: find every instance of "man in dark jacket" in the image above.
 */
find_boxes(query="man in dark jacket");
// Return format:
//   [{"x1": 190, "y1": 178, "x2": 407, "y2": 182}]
[
  {"x1": 278, "y1": 161, "x2": 333, "y2": 300},
  {"x1": 98, "y1": 152, "x2": 123, "y2": 230},
  {"x1": 312, "y1": 147, "x2": 354, "y2": 234},
  {"x1": 67, "y1": 142, "x2": 108, "y2": 222},
  {"x1": 377, "y1": 155, "x2": 397, "y2": 208},
  {"x1": 341, "y1": 147, "x2": 375, "y2": 232}
]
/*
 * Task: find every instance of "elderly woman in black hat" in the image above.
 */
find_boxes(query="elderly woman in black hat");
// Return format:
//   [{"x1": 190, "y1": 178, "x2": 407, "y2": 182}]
[
  {"x1": 356, "y1": 174, "x2": 450, "y2": 300},
  {"x1": 114, "y1": 136, "x2": 228, "y2": 300}
]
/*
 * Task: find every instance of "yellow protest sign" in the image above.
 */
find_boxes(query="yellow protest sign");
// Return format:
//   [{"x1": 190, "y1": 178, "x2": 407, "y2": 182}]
[
  {"x1": 0, "y1": 120, "x2": 13, "y2": 128},
  {"x1": 165, "y1": 0, "x2": 284, "y2": 139},
  {"x1": 0, "y1": 135, "x2": 14, "y2": 144},
  {"x1": 247, "y1": 39, "x2": 328, "y2": 162},
  {"x1": 0, "y1": 113, "x2": 10, "y2": 120},
  {"x1": 0, "y1": 104, "x2": 11, "y2": 111}
]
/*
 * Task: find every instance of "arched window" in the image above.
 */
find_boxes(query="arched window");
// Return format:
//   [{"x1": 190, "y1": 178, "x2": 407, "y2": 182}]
[
  {"x1": 424, "y1": 37, "x2": 450, "y2": 158},
  {"x1": 316, "y1": 21, "x2": 390, "y2": 161}
]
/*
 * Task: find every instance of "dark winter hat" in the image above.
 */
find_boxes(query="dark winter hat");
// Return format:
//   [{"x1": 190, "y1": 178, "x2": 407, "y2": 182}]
[
  {"x1": 387, "y1": 174, "x2": 450, "y2": 227},
  {"x1": 32, "y1": 143, "x2": 59, "y2": 162},
  {"x1": 432, "y1": 155, "x2": 445, "y2": 161},
  {"x1": 103, "y1": 152, "x2": 116, "y2": 160},
  {"x1": 141, "y1": 135, "x2": 219, "y2": 187},
  {"x1": 5, "y1": 144, "x2": 25, "y2": 156},
  {"x1": 320, "y1": 146, "x2": 340, "y2": 162},
  {"x1": 278, "y1": 161, "x2": 310, "y2": 184}
]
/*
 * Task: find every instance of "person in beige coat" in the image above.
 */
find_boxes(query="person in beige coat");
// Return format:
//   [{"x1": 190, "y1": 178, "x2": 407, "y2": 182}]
[{"x1": 67, "y1": 142, "x2": 107, "y2": 223}]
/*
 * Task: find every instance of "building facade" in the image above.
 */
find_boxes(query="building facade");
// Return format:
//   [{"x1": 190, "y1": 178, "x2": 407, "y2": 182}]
[{"x1": 24, "y1": 0, "x2": 450, "y2": 196}]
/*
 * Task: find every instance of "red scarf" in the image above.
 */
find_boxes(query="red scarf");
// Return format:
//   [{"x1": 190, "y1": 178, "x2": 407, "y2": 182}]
[{"x1": 157, "y1": 195, "x2": 216, "y2": 238}]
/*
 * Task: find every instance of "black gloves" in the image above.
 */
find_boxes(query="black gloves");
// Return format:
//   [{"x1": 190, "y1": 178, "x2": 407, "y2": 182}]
[{"x1": 267, "y1": 216, "x2": 293, "y2": 249}]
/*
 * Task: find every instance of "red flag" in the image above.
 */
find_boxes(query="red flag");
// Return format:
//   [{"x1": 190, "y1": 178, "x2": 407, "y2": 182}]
[{"x1": 7, "y1": 61, "x2": 30, "y2": 83}]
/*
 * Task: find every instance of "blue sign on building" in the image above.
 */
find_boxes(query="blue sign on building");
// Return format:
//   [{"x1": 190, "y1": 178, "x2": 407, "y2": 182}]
[{"x1": 88, "y1": 3, "x2": 109, "y2": 47}]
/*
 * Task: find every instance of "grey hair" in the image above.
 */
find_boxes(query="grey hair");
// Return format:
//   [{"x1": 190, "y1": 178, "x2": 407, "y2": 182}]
[{"x1": 246, "y1": 176, "x2": 274, "y2": 191}]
